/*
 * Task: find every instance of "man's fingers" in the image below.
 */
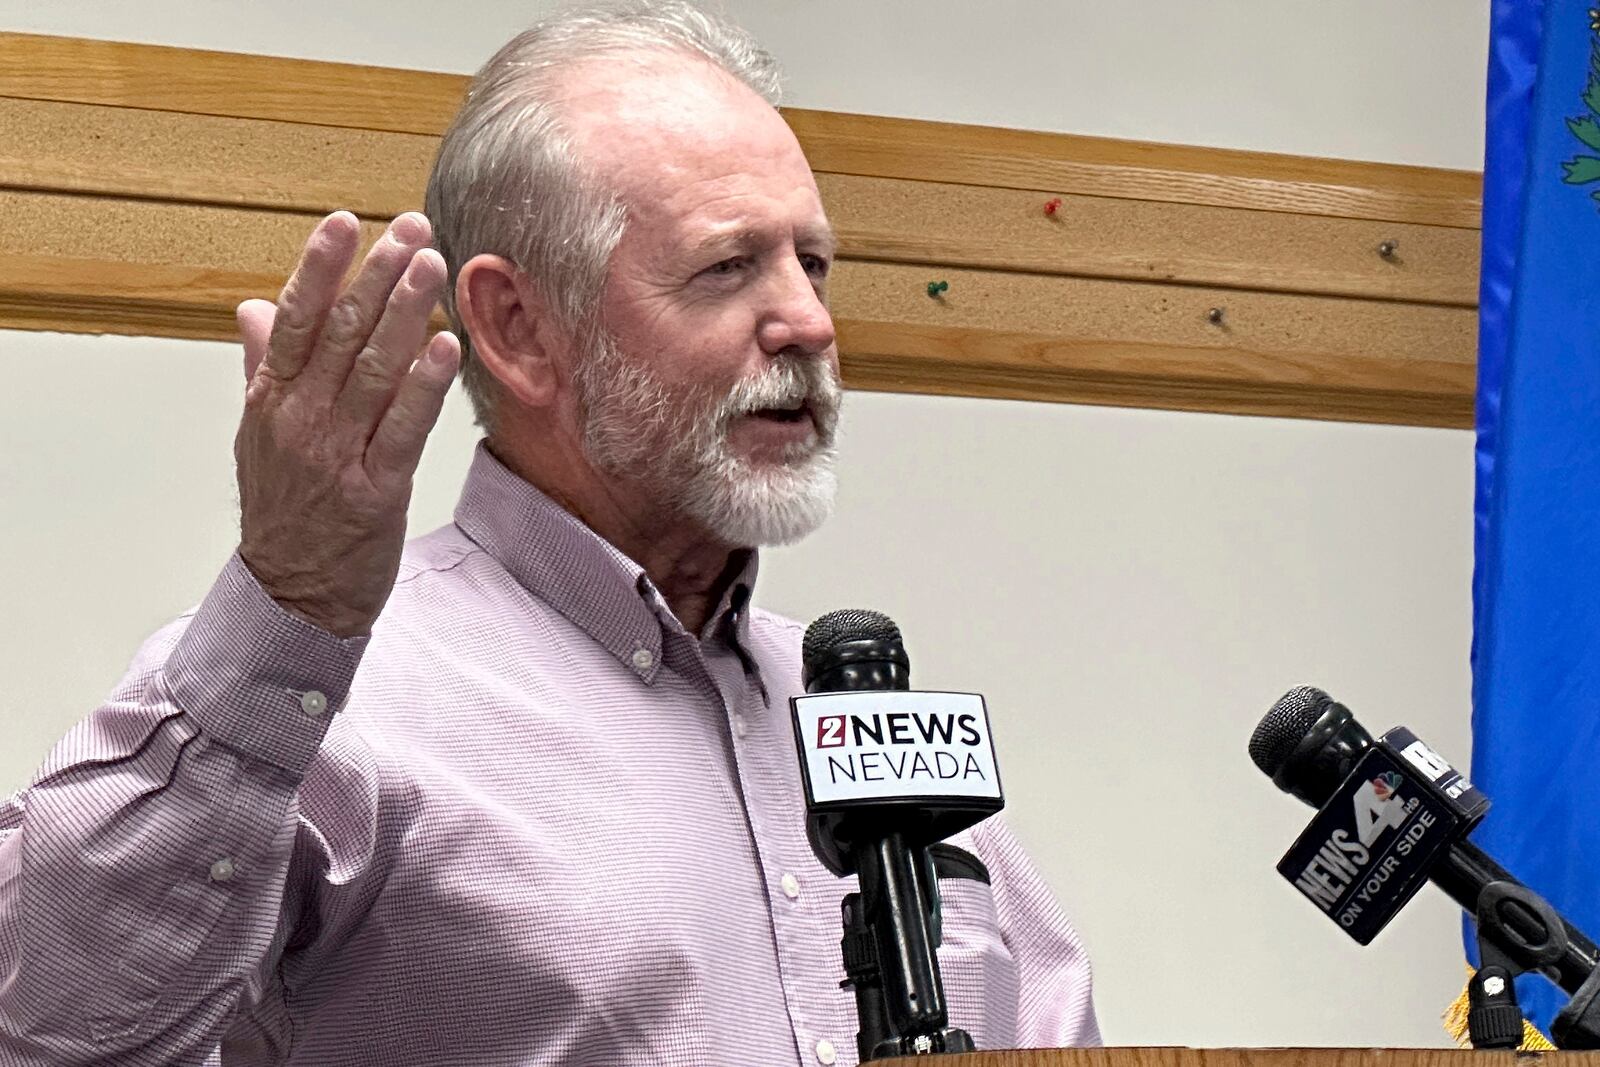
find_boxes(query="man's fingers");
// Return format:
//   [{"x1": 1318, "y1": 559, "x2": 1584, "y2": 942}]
[
  {"x1": 237, "y1": 299, "x2": 277, "y2": 382},
  {"x1": 336, "y1": 247, "x2": 448, "y2": 433},
  {"x1": 300, "y1": 212, "x2": 435, "y2": 394},
  {"x1": 261, "y1": 212, "x2": 362, "y2": 381},
  {"x1": 366, "y1": 331, "x2": 460, "y2": 484}
]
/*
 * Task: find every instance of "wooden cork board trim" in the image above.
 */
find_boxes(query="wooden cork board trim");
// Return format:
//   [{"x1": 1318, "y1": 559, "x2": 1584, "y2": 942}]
[
  {"x1": 0, "y1": 192, "x2": 1474, "y2": 374},
  {"x1": 0, "y1": 252, "x2": 1469, "y2": 428},
  {"x1": 0, "y1": 32, "x2": 466, "y2": 136},
  {"x1": 787, "y1": 110, "x2": 1483, "y2": 229},
  {"x1": 818, "y1": 174, "x2": 1477, "y2": 306},
  {"x1": 828, "y1": 262, "x2": 1474, "y2": 373},
  {"x1": 0, "y1": 190, "x2": 1476, "y2": 427},
  {"x1": 0, "y1": 98, "x2": 1477, "y2": 307},
  {"x1": 0, "y1": 32, "x2": 1484, "y2": 427},
  {"x1": 0, "y1": 97, "x2": 434, "y2": 219},
  {"x1": 839, "y1": 322, "x2": 1472, "y2": 428},
  {"x1": 0, "y1": 32, "x2": 1481, "y2": 226}
]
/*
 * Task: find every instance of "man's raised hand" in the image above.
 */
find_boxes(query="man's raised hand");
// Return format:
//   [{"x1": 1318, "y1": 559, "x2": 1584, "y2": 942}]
[{"x1": 234, "y1": 211, "x2": 461, "y2": 637}]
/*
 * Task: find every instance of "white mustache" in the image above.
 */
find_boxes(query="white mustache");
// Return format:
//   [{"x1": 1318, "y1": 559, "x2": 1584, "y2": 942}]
[{"x1": 719, "y1": 360, "x2": 841, "y2": 431}]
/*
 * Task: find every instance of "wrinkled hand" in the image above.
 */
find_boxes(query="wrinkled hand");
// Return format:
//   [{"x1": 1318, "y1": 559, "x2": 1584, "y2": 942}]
[{"x1": 234, "y1": 211, "x2": 460, "y2": 637}]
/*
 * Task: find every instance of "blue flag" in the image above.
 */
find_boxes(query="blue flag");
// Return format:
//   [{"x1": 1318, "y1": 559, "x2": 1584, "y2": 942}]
[{"x1": 1471, "y1": 0, "x2": 1600, "y2": 1035}]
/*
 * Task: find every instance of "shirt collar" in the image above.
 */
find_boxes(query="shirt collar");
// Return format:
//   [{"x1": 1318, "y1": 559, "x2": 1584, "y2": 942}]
[
  {"x1": 703, "y1": 550, "x2": 759, "y2": 649},
  {"x1": 452, "y1": 442, "x2": 758, "y2": 678}
]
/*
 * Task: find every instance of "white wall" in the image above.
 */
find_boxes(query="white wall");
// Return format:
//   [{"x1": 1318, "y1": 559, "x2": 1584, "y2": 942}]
[{"x1": 0, "y1": 0, "x2": 1491, "y2": 1049}]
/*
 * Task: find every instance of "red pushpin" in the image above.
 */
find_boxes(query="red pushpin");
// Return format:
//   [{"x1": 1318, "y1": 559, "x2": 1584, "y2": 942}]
[{"x1": 1044, "y1": 198, "x2": 1063, "y2": 217}]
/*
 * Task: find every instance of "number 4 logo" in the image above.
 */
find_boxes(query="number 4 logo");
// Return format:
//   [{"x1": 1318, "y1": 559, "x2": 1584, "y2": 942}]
[{"x1": 1352, "y1": 774, "x2": 1408, "y2": 846}]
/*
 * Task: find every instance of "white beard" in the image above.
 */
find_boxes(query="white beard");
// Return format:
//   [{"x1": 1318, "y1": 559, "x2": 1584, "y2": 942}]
[{"x1": 574, "y1": 332, "x2": 842, "y2": 547}]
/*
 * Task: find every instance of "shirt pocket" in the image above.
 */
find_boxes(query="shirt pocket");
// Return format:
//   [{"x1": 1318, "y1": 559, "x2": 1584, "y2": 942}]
[{"x1": 935, "y1": 874, "x2": 1020, "y2": 1050}]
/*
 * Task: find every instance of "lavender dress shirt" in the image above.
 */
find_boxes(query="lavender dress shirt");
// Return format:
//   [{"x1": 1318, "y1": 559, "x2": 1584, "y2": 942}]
[{"x1": 0, "y1": 444, "x2": 1100, "y2": 1066}]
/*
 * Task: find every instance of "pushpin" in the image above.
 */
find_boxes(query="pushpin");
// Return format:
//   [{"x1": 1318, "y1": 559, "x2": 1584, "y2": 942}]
[
  {"x1": 927, "y1": 280, "x2": 949, "y2": 298},
  {"x1": 1044, "y1": 198, "x2": 1063, "y2": 217}
]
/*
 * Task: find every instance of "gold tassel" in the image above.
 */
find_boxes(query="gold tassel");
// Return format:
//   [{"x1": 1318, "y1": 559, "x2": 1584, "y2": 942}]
[{"x1": 1442, "y1": 968, "x2": 1556, "y2": 1050}]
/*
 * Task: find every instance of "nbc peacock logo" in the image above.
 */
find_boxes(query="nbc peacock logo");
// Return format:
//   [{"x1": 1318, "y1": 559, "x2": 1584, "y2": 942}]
[{"x1": 1370, "y1": 771, "x2": 1404, "y2": 802}]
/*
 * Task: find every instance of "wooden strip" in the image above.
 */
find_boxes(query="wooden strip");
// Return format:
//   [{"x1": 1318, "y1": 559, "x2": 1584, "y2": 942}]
[
  {"x1": 0, "y1": 190, "x2": 1473, "y2": 373},
  {"x1": 0, "y1": 198, "x2": 1475, "y2": 431},
  {"x1": 0, "y1": 100, "x2": 1478, "y2": 306},
  {"x1": 0, "y1": 33, "x2": 1480, "y2": 228},
  {"x1": 0, "y1": 25, "x2": 1486, "y2": 434},
  {"x1": 0, "y1": 192, "x2": 417, "y2": 337},
  {"x1": 0, "y1": 32, "x2": 466, "y2": 135},
  {"x1": 0, "y1": 253, "x2": 280, "y2": 341},
  {"x1": 789, "y1": 109, "x2": 1483, "y2": 229},
  {"x1": 820, "y1": 174, "x2": 1478, "y2": 307},
  {"x1": 0, "y1": 97, "x2": 433, "y2": 220},
  {"x1": 0, "y1": 253, "x2": 459, "y2": 342},
  {"x1": 0, "y1": 190, "x2": 388, "y2": 274},
  {"x1": 827, "y1": 259, "x2": 1475, "y2": 426},
  {"x1": 828, "y1": 261, "x2": 1475, "y2": 375},
  {"x1": 840, "y1": 324, "x2": 1471, "y2": 428},
  {"x1": 0, "y1": 252, "x2": 1470, "y2": 428}
]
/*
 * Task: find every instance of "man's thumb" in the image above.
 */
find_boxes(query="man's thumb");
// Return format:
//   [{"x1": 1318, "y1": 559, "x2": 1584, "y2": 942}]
[{"x1": 236, "y1": 299, "x2": 278, "y2": 381}]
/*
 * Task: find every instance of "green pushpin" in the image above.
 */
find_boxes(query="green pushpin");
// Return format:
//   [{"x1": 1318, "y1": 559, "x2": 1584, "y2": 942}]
[{"x1": 926, "y1": 280, "x2": 949, "y2": 298}]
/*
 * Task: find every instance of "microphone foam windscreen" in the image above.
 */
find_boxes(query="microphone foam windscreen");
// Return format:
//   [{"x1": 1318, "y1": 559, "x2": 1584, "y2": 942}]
[
  {"x1": 1249, "y1": 685, "x2": 1333, "y2": 778},
  {"x1": 802, "y1": 609, "x2": 902, "y2": 666}
]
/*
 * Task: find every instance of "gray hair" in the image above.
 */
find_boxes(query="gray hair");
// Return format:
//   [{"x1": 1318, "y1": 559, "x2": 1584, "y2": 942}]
[{"x1": 423, "y1": 1, "x2": 784, "y2": 431}]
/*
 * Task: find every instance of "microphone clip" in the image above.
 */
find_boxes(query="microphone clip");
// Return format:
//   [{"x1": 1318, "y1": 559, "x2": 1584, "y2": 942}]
[{"x1": 1469, "y1": 880, "x2": 1568, "y2": 1049}]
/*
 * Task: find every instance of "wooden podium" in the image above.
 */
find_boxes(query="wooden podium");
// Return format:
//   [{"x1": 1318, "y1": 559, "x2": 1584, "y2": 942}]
[{"x1": 882, "y1": 1050, "x2": 1600, "y2": 1066}]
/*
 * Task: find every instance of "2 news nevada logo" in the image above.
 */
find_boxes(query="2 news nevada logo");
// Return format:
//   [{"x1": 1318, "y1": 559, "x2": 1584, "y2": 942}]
[
  {"x1": 812, "y1": 708, "x2": 990, "y2": 788},
  {"x1": 815, "y1": 710, "x2": 982, "y2": 750},
  {"x1": 817, "y1": 715, "x2": 844, "y2": 748}
]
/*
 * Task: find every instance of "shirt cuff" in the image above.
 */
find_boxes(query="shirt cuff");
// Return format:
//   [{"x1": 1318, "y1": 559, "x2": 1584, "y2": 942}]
[{"x1": 165, "y1": 552, "x2": 369, "y2": 776}]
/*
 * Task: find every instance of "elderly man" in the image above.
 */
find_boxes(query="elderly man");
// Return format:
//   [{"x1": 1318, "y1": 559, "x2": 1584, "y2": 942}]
[{"x1": 0, "y1": 3, "x2": 1099, "y2": 1064}]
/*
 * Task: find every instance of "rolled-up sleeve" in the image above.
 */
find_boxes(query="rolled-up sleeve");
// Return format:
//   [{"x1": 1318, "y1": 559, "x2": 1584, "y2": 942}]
[
  {"x1": 971, "y1": 816, "x2": 1104, "y2": 1048},
  {"x1": 0, "y1": 553, "x2": 366, "y2": 1065}
]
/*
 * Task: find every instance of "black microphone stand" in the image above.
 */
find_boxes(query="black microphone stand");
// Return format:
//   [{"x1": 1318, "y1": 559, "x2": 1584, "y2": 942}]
[
  {"x1": 1251, "y1": 690, "x2": 1600, "y2": 1050},
  {"x1": 798, "y1": 611, "x2": 997, "y2": 1061},
  {"x1": 838, "y1": 833, "x2": 974, "y2": 1061},
  {"x1": 1456, "y1": 870, "x2": 1600, "y2": 1049}
]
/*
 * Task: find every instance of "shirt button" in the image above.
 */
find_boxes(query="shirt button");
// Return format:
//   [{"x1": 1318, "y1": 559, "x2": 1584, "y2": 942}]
[
  {"x1": 209, "y1": 857, "x2": 236, "y2": 883},
  {"x1": 815, "y1": 1038, "x2": 837, "y2": 1065},
  {"x1": 733, "y1": 714, "x2": 748, "y2": 738},
  {"x1": 299, "y1": 690, "x2": 327, "y2": 717},
  {"x1": 631, "y1": 648, "x2": 654, "y2": 671},
  {"x1": 781, "y1": 872, "x2": 800, "y2": 900}
]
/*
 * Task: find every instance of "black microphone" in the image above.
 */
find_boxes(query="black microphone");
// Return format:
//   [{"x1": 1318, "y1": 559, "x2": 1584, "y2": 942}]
[
  {"x1": 1251, "y1": 686, "x2": 1600, "y2": 1046},
  {"x1": 792, "y1": 609, "x2": 1002, "y2": 1061}
]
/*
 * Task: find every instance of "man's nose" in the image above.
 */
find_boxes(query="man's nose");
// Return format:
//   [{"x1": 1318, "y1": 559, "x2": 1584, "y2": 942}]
[{"x1": 757, "y1": 259, "x2": 837, "y2": 359}]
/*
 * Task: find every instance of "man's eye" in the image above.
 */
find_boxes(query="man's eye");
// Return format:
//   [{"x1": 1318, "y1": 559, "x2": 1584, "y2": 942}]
[
  {"x1": 801, "y1": 254, "x2": 831, "y2": 278},
  {"x1": 706, "y1": 258, "x2": 746, "y2": 276}
]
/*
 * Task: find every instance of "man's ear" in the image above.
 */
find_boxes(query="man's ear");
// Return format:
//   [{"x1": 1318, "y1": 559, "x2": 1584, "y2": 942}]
[{"x1": 455, "y1": 254, "x2": 563, "y2": 408}]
